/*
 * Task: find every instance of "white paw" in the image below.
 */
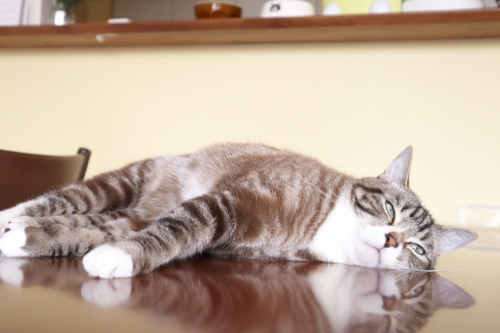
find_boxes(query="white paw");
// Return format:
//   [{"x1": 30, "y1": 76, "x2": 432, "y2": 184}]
[
  {"x1": 0, "y1": 228, "x2": 28, "y2": 257},
  {"x1": 81, "y1": 278, "x2": 132, "y2": 308},
  {"x1": 0, "y1": 257, "x2": 27, "y2": 286},
  {"x1": 1, "y1": 216, "x2": 39, "y2": 236},
  {"x1": 83, "y1": 244, "x2": 133, "y2": 279},
  {"x1": 0, "y1": 203, "x2": 31, "y2": 229}
]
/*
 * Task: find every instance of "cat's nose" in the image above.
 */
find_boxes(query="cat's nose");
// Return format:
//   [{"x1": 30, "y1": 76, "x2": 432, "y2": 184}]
[
  {"x1": 382, "y1": 295, "x2": 397, "y2": 311},
  {"x1": 384, "y1": 232, "x2": 399, "y2": 248}
]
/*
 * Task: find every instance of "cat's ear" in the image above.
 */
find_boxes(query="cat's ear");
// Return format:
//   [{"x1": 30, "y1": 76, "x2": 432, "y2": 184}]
[
  {"x1": 436, "y1": 226, "x2": 477, "y2": 255},
  {"x1": 379, "y1": 146, "x2": 413, "y2": 187},
  {"x1": 435, "y1": 276, "x2": 475, "y2": 309}
]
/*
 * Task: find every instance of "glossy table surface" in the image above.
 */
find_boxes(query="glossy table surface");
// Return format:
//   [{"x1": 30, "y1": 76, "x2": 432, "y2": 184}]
[{"x1": 0, "y1": 244, "x2": 498, "y2": 333}]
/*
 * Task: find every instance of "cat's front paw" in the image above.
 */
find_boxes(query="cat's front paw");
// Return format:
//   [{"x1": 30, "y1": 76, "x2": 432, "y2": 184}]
[
  {"x1": 81, "y1": 278, "x2": 132, "y2": 308},
  {"x1": 1, "y1": 216, "x2": 39, "y2": 236},
  {"x1": 0, "y1": 228, "x2": 29, "y2": 257},
  {"x1": 83, "y1": 244, "x2": 133, "y2": 279},
  {"x1": 0, "y1": 204, "x2": 30, "y2": 229},
  {"x1": 0, "y1": 257, "x2": 27, "y2": 286}
]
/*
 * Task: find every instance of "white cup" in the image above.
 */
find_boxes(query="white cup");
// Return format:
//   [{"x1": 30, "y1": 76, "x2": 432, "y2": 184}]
[{"x1": 261, "y1": 0, "x2": 315, "y2": 18}]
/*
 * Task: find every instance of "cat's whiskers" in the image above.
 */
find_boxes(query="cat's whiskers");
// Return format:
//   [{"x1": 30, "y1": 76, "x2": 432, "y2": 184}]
[
  {"x1": 302, "y1": 179, "x2": 335, "y2": 202},
  {"x1": 303, "y1": 195, "x2": 334, "y2": 214}
]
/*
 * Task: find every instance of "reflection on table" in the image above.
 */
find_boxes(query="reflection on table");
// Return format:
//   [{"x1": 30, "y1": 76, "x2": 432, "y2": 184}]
[{"x1": 0, "y1": 255, "x2": 474, "y2": 333}]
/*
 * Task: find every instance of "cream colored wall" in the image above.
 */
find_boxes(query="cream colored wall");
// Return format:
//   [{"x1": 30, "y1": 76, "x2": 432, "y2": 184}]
[{"x1": 1, "y1": 39, "x2": 499, "y2": 225}]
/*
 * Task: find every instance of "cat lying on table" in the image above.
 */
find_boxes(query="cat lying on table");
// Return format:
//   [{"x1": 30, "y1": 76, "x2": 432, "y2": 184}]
[{"x1": 0, "y1": 144, "x2": 476, "y2": 278}]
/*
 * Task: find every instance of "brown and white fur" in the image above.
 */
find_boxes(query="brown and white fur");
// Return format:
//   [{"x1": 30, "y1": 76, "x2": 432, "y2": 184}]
[{"x1": 0, "y1": 144, "x2": 477, "y2": 278}]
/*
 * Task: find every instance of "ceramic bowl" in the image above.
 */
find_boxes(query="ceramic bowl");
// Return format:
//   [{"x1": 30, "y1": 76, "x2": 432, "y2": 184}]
[{"x1": 195, "y1": 1, "x2": 242, "y2": 19}]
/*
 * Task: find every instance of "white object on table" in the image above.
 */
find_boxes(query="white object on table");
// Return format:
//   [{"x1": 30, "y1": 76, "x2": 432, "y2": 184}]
[
  {"x1": 402, "y1": 0, "x2": 485, "y2": 12},
  {"x1": 108, "y1": 18, "x2": 132, "y2": 24},
  {"x1": 322, "y1": 2, "x2": 342, "y2": 15},
  {"x1": 261, "y1": 0, "x2": 315, "y2": 18},
  {"x1": 369, "y1": 0, "x2": 393, "y2": 13},
  {"x1": 28, "y1": 0, "x2": 53, "y2": 25}
]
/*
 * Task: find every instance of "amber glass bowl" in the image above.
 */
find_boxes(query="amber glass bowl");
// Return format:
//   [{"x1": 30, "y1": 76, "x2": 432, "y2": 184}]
[{"x1": 195, "y1": 1, "x2": 242, "y2": 19}]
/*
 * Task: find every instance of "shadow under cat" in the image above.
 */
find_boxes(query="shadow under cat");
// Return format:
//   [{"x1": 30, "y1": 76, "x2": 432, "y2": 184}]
[{"x1": 0, "y1": 256, "x2": 474, "y2": 333}]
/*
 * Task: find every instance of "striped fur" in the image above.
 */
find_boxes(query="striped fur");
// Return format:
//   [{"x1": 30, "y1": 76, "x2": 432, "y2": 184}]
[{"x1": 0, "y1": 144, "x2": 477, "y2": 277}]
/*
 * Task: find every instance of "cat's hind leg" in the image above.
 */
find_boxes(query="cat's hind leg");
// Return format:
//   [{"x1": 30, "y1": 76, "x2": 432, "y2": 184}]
[
  {"x1": 0, "y1": 210, "x2": 146, "y2": 236},
  {"x1": 82, "y1": 192, "x2": 233, "y2": 278},
  {"x1": 0, "y1": 225, "x2": 110, "y2": 257},
  {"x1": 0, "y1": 215, "x2": 153, "y2": 258},
  {"x1": 0, "y1": 202, "x2": 35, "y2": 229},
  {"x1": 0, "y1": 157, "x2": 155, "y2": 230},
  {"x1": 1, "y1": 216, "x2": 41, "y2": 234}
]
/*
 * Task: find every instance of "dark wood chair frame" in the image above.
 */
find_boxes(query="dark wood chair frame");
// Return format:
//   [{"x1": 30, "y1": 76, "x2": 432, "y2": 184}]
[{"x1": 0, "y1": 148, "x2": 91, "y2": 210}]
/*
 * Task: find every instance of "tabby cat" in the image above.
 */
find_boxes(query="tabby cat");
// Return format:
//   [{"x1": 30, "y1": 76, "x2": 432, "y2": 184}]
[{"x1": 0, "y1": 144, "x2": 476, "y2": 278}]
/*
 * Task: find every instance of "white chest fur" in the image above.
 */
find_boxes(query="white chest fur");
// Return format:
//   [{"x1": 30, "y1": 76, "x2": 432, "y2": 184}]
[
  {"x1": 308, "y1": 192, "x2": 402, "y2": 268},
  {"x1": 308, "y1": 192, "x2": 362, "y2": 265}
]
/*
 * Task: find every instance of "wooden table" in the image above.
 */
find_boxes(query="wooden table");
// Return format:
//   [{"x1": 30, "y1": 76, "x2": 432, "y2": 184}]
[{"x1": 0, "y1": 242, "x2": 498, "y2": 333}]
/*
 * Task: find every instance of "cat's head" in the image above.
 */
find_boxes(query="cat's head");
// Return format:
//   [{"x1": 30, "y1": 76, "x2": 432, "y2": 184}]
[{"x1": 350, "y1": 147, "x2": 477, "y2": 270}]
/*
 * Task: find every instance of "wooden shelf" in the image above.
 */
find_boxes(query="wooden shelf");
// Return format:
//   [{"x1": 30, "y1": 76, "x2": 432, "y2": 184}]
[{"x1": 1, "y1": 9, "x2": 500, "y2": 48}]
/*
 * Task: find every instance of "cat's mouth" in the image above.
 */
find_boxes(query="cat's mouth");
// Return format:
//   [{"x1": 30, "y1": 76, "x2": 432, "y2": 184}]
[
  {"x1": 375, "y1": 248, "x2": 381, "y2": 267},
  {"x1": 362, "y1": 243, "x2": 382, "y2": 267}
]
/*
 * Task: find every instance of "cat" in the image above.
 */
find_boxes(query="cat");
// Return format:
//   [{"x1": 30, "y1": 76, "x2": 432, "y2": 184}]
[
  {"x1": 0, "y1": 144, "x2": 477, "y2": 278},
  {"x1": 0, "y1": 256, "x2": 475, "y2": 333}
]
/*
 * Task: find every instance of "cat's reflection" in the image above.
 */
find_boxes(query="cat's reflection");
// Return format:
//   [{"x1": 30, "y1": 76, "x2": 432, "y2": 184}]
[{"x1": 0, "y1": 255, "x2": 474, "y2": 333}]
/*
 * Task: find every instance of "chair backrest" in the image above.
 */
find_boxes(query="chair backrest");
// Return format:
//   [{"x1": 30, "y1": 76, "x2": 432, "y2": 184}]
[{"x1": 0, "y1": 148, "x2": 91, "y2": 210}]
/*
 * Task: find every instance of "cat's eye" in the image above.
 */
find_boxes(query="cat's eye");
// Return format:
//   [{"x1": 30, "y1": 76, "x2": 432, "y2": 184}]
[
  {"x1": 385, "y1": 201, "x2": 395, "y2": 223},
  {"x1": 403, "y1": 285, "x2": 425, "y2": 299},
  {"x1": 409, "y1": 243, "x2": 425, "y2": 255}
]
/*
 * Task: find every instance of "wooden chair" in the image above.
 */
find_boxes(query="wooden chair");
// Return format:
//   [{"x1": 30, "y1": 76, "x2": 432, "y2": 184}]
[{"x1": 0, "y1": 148, "x2": 91, "y2": 210}]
